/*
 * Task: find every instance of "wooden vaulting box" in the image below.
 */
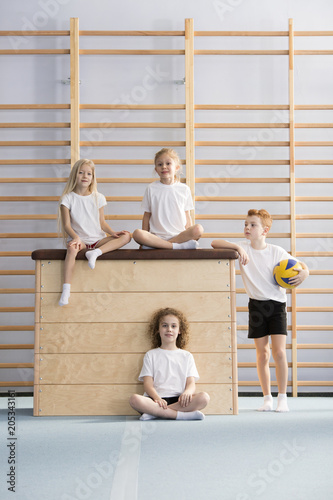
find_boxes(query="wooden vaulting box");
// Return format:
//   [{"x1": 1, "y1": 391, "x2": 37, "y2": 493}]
[{"x1": 32, "y1": 249, "x2": 238, "y2": 416}]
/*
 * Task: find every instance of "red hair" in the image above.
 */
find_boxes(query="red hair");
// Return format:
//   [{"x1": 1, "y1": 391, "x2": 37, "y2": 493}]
[{"x1": 247, "y1": 209, "x2": 273, "y2": 231}]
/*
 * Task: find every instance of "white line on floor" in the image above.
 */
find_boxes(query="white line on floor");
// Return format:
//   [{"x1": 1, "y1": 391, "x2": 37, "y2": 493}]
[{"x1": 109, "y1": 418, "x2": 142, "y2": 500}]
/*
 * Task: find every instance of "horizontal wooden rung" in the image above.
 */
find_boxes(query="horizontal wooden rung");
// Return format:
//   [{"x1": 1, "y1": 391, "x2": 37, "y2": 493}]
[
  {"x1": 194, "y1": 50, "x2": 289, "y2": 55},
  {"x1": 0, "y1": 141, "x2": 70, "y2": 146},
  {"x1": 195, "y1": 160, "x2": 289, "y2": 165},
  {"x1": 195, "y1": 105, "x2": 290, "y2": 110},
  {"x1": 238, "y1": 362, "x2": 292, "y2": 368},
  {"x1": 239, "y1": 381, "x2": 292, "y2": 386},
  {"x1": 196, "y1": 196, "x2": 290, "y2": 201},
  {"x1": 0, "y1": 381, "x2": 33, "y2": 387},
  {"x1": 195, "y1": 123, "x2": 289, "y2": 128},
  {"x1": 196, "y1": 177, "x2": 290, "y2": 183},
  {"x1": 297, "y1": 381, "x2": 333, "y2": 386},
  {"x1": 0, "y1": 50, "x2": 70, "y2": 55},
  {"x1": 295, "y1": 123, "x2": 333, "y2": 128},
  {"x1": 0, "y1": 363, "x2": 33, "y2": 368},
  {"x1": 0, "y1": 159, "x2": 70, "y2": 164},
  {"x1": 0, "y1": 30, "x2": 69, "y2": 36},
  {"x1": 0, "y1": 105, "x2": 70, "y2": 110},
  {"x1": 0, "y1": 252, "x2": 32, "y2": 256},
  {"x1": 0, "y1": 307, "x2": 34, "y2": 313},
  {"x1": 80, "y1": 141, "x2": 186, "y2": 147},
  {"x1": 296, "y1": 197, "x2": 333, "y2": 202},
  {"x1": 296, "y1": 233, "x2": 333, "y2": 238},
  {"x1": 238, "y1": 344, "x2": 292, "y2": 349},
  {"x1": 295, "y1": 50, "x2": 333, "y2": 55},
  {"x1": 195, "y1": 214, "x2": 290, "y2": 220},
  {"x1": 296, "y1": 160, "x2": 333, "y2": 164},
  {"x1": 81, "y1": 104, "x2": 186, "y2": 110},
  {"x1": 80, "y1": 49, "x2": 185, "y2": 55},
  {"x1": 297, "y1": 343, "x2": 333, "y2": 347},
  {"x1": 203, "y1": 232, "x2": 290, "y2": 238},
  {"x1": 1, "y1": 233, "x2": 59, "y2": 238},
  {"x1": 0, "y1": 326, "x2": 34, "y2": 331},
  {"x1": 297, "y1": 251, "x2": 333, "y2": 257},
  {"x1": 295, "y1": 141, "x2": 333, "y2": 146},
  {"x1": 194, "y1": 31, "x2": 289, "y2": 37},
  {"x1": 309, "y1": 270, "x2": 333, "y2": 275},
  {"x1": 0, "y1": 123, "x2": 70, "y2": 128},
  {"x1": 0, "y1": 178, "x2": 157, "y2": 184},
  {"x1": 0, "y1": 289, "x2": 34, "y2": 294},
  {"x1": 298, "y1": 327, "x2": 333, "y2": 332},
  {"x1": 80, "y1": 122, "x2": 185, "y2": 128},
  {"x1": 0, "y1": 196, "x2": 142, "y2": 202},
  {"x1": 79, "y1": 30, "x2": 185, "y2": 36},
  {"x1": 297, "y1": 362, "x2": 333, "y2": 368},
  {"x1": 296, "y1": 307, "x2": 333, "y2": 312},
  {"x1": 195, "y1": 141, "x2": 289, "y2": 146},
  {"x1": 296, "y1": 215, "x2": 333, "y2": 220},
  {"x1": 295, "y1": 178, "x2": 333, "y2": 183},
  {"x1": 0, "y1": 270, "x2": 34, "y2": 275},
  {"x1": 0, "y1": 344, "x2": 34, "y2": 349}
]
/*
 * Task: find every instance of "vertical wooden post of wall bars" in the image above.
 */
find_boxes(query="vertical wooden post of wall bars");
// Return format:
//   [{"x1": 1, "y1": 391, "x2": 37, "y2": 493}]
[
  {"x1": 70, "y1": 17, "x2": 80, "y2": 166},
  {"x1": 289, "y1": 18, "x2": 297, "y2": 397},
  {"x1": 185, "y1": 19, "x2": 195, "y2": 217}
]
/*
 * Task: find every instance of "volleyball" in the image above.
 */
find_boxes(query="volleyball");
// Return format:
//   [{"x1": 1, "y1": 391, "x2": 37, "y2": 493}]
[{"x1": 273, "y1": 259, "x2": 302, "y2": 289}]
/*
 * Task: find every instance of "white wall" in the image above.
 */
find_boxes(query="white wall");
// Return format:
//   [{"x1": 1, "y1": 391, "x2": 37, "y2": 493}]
[{"x1": 0, "y1": 0, "x2": 332, "y2": 393}]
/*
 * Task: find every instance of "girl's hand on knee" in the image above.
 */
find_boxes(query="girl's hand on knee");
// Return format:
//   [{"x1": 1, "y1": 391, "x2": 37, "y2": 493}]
[
  {"x1": 111, "y1": 230, "x2": 127, "y2": 238},
  {"x1": 68, "y1": 237, "x2": 82, "y2": 250},
  {"x1": 155, "y1": 398, "x2": 168, "y2": 409},
  {"x1": 178, "y1": 392, "x2": 192, "y2": 408}
]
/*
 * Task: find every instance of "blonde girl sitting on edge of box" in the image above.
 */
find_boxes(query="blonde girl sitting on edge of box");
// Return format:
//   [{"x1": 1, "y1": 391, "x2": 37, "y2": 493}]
[{"x1": 58, "y1": 159, "x2": 131, "y2": 306}]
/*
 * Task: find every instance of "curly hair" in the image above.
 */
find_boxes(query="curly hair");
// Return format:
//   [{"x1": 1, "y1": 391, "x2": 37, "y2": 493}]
[
  {"x1": 148, "y1": 307, "x2": 190, "y2": 349},
  {"x1": 247, "y1": 208, "x2": 273, "y2": 231}
]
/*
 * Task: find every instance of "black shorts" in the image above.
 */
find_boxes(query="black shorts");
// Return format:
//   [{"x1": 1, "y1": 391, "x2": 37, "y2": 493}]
[
  {"x1": 148, "y1": 396, "x2": 179, "y2": 406},
  {"x1": 248, "y1": 299, "x2": 287, "y2": 339}
]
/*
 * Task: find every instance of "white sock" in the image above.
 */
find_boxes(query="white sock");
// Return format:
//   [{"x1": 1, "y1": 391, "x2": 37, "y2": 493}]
[
  {"x1": 176, "y1": 410, "x2": 205, "y2": 421},
  {"x1": 139, "y1": 413, "x2": 157, "y2": 421},
  {"x1": 172, "y1": 240, "x2": 199, "y2": 250},
  {"x1": 85, "y1": 248, "x2": 102, "y2": 269},
  {"x1": 257, "y1": 394, "x2": 273, "y2": 412},
  {"x1": 59, "y1": 283, "x2": 71, "y2": 306},
  {"x1": 276, "y1": 393, "x2": 289, "y2": 413}
]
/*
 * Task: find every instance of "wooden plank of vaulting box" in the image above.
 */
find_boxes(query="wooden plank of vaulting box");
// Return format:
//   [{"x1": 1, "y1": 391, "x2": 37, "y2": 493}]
[
  {"x1": 37, "y1": 322, "x2": 233, "y2": 354},
  {"x1": 37, "y1": 353, "x2": 232, "y2": 385},
  {"x1": 40, "y1": 292, "x2": 231, "y2": 323},
  {"x1": 39, "y1": 259, "x2": 231, "y2": 293},
  {"x1": 37, "y1": 383, "x2": 234, "y2": 416}
]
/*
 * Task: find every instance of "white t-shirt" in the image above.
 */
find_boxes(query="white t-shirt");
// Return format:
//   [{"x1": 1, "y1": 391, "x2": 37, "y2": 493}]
[
  {"x1": 141, "y1": 181, "x2": 194, "y2": 239},
  {"x1": 138, "y1": 347, "x2": 199, "y2": 398},
  {"x1": 60, "y1": 191, "x2": 107, "y2": 245},
  {"x1": 237, "y1": 240, "x2": 293, "y2": 303}
]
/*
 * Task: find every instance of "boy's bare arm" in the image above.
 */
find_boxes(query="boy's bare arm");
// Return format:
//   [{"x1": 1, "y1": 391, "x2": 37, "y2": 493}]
[{"x1": 211, "y1": 239, "x2": 249, "y2": 265}]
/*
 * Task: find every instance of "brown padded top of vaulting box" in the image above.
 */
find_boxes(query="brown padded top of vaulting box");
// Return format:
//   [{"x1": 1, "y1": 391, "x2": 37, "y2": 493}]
[{"x1": 31, "y1": 248, "x2": 238, "y2": 261}]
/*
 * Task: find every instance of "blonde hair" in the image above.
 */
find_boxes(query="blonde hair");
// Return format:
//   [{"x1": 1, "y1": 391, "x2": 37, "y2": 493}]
[
  {"x1": 247, "y1": 209, "x2": 273, "y2": 232},
  {"x1": 58, "y1": 159, "x2": 98, "y2": 241},
  {"x1": 148, "y1": 307, "x2": 190, "y2": 349},
  {"x1": 154, "y1": 148, "x2": 183, "y2": 181}
]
